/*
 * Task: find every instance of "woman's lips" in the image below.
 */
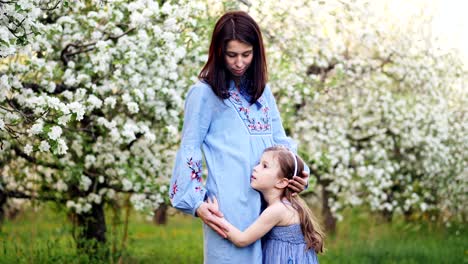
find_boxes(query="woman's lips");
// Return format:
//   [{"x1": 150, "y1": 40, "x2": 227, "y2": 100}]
[{"x1": 233, "y1": 68, "x2": 245, "y2": 75}]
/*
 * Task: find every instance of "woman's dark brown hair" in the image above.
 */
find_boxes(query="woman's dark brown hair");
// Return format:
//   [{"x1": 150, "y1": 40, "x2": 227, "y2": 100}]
[
  {"x1": 199, "y1": 11, "x2": 268, "y2": 104},
  {"x1": 264, "y1": 146, "x2": 325, "y2": 253}
]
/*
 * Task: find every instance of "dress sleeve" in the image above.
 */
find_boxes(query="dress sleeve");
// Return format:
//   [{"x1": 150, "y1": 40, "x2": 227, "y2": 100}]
[
  {"x1": 169, "y1": 84, "x2": 213, "y2": 216},
  {"x1": 264, "y1": 85, "x2": 310, "y2": 177},
  {"x1": 264, "y1": 84, "x2": 297, "y2": 152}
]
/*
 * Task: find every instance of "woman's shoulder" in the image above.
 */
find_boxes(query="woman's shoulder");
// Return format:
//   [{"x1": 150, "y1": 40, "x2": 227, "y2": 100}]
[
  {"x1": 261, "y1": 83, "x2": 274, "y2": 100},
  {"x1": 186, "y1": 79, "x2": 217, "y2": 101}
]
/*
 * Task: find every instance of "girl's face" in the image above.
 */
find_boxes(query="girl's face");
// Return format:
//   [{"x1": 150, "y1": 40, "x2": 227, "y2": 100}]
[
  {"x1": 224, "y1": 40, "x2": 253, "y2": 77},
  {"x1": 250, "y1": 151, "x2": 282, "y2": 191}
]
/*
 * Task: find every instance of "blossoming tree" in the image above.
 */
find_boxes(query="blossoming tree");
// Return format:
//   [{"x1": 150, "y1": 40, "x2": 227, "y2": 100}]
[
  {"x1": 240, "y1": 0, "x2": 467, "y2": 231},
  {"x1": 0, "y1": 0, "x2": 207, "y2": 250},
  {"x1": 1, "y1": 0, "x2": 466, "y2": 243}
]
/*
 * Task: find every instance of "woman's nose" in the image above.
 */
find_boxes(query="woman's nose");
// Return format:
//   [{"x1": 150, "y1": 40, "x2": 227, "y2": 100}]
[{"x1": 235, "y1": 56, "x2": 243, "y2": 67}]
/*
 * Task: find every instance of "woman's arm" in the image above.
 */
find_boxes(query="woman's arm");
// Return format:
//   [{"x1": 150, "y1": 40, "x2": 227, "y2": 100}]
[
  {"x1": 169, "y1": 84, "x2": 228, "y2": 237},
  {"x1": 264, "y1": 85, "x2": 309, "y2": 194},
  {"x1": 208, "y1": 197, "x2": 283, "y2": 247}
]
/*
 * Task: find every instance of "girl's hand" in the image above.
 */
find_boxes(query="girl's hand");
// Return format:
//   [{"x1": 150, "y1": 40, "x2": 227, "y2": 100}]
[
  {"x1": 196, "y1": 196, "x2": 229, "y2": 238},
  {"x1": 288, "y1": 170, "x2": 309, "y2": 196}
]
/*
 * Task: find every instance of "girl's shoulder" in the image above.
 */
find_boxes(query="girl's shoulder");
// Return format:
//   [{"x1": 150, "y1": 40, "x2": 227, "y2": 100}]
[
  {"x1": 272, "y1": 200, "x2": 300, "y2": 226},
  {"x1": 266, "y1": 201, "x2": 295, "y2": 215}
]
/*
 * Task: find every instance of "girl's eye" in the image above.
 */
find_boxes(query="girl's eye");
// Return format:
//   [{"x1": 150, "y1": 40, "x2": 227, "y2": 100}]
[
  {"x1": 242, "y1": 53, "x2": 251, "y2": 57},
  {"x1": 263, "y1": 164, "x2": 267, "y2": 168}
]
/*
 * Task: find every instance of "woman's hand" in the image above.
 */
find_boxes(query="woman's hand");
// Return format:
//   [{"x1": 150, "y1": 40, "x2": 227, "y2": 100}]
[
  {"x1": 288, "y1": 170, "x2": 309, "y2": 196},
  {"x1": 196, "y1": 196, "x2": 229, "y2": 238}
]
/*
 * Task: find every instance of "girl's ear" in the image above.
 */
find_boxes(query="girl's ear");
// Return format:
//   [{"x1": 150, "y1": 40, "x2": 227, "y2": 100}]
[{"x1": 275, "y1": 178, "x2": 289, "y2": 189}]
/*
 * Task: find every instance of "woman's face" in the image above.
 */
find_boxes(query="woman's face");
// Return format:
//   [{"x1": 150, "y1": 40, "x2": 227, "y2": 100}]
[{"x1": 224, "y1": 40, "x2": 253, "y2": 77}]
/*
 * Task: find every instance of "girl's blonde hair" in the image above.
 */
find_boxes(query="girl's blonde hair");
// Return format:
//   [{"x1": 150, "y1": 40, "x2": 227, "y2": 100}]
[{"x1": 264, "y1": 146, "x2": 325, "y2": 253}]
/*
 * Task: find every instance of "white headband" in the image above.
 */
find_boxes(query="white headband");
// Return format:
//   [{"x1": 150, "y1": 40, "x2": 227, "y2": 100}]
[{"x1": 289, "y1": 151, "x2": 298, "y2": 177}]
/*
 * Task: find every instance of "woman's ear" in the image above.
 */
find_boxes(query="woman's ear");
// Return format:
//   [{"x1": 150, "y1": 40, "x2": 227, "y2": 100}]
[{"x1": 275, "y1": 178, "x2": 289, "y2": 189}]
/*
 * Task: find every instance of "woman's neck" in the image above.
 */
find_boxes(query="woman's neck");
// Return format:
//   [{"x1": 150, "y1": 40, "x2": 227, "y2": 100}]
[
  {"x1": 232, "y1": 76, "x2": 242, "y2": 89},
  {"x1": 231, "y1": 74, "x2": 249, "y2": 90}
]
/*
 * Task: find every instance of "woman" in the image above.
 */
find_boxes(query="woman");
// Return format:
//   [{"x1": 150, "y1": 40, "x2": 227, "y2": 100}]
[{"x1": 169, "y1": 11, "x2": 309, "y2": 263}]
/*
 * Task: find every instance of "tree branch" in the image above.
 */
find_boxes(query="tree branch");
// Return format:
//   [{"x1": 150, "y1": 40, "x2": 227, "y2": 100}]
[
  {"x1": 3, "y1": 190, "x2": 66, "y2": 203},
  {"x1": 236, "y1": 0, "x2": 252, "y2": 6},
  {"x1": 13, "y1": 145, "x2": 65, "y2": 170},
  {"x1": 23, "y1": 82, "x2": 78, "y2": 94},
  {"x1": 40, "y1": 0, "x2": 62, "y2": 11},
  {"x1": 60, "y1": 27, "x2": 135, "y2": 65}
]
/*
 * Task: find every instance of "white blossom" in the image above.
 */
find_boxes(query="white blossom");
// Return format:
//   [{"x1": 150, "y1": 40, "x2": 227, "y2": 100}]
[
  {"x1": 24, "y1": 144, "x2": 33, "y2": 155},
  {"x1": 55, "y1": 179, "x2": 68, "y2": 192},
  {"x1": 39, "y1": 141, "x2": 50, "y2": 152},
  {"x1": 57, "y1": 139, "x2": 68, "y2": 155},
  {"x1": 80, "y1": 175, "x2": 92, "y2": 191},
  {"x1": 104, "y1": 97, "x2": 117, "y2": 108},
  {"x1": 126, "y1": 102, "x2": 139, "y2": 114},
  {"x1": 122, "y1": 178, "x2": 133, "y2": 191},
  {"x1": 48, "y1": 126, "x2": 62, "y2": 140}
]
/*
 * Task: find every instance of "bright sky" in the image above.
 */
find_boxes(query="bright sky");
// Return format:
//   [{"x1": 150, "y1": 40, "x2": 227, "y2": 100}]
[
  {"x1": 431, "y1": 0, "x2": 468, "y2": 65},
  {"x1": 372, "y1": 0, "x2": 468, "y2": 69}
]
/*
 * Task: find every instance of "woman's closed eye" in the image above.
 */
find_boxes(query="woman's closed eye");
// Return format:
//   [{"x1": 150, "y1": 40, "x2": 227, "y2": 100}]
[{"x1": 226, "y1": 52, "x2": 252, "y2": 58}]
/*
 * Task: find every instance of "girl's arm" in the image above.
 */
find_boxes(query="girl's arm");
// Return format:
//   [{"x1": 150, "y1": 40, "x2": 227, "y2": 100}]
[{"x1": 208, "y1": 197, "x2": 283, "y2": 247}]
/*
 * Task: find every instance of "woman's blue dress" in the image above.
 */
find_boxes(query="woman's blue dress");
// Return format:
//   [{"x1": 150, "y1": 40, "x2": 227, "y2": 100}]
[
  {"x1": 262, "y1": 224, "x2": 319, "y2": 264},
  {"x1": 169, "y1": 80, "x2": 297, "y2": 264}
]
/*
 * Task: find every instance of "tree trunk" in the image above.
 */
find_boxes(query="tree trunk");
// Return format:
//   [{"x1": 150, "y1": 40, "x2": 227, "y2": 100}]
[
  {"x1": 153, "y1": 203, "x2": 168, "y2": 225},
  {"x1": 76, "y1": 203, "x2": 107, "y2": 256},
  {"x1": 381, "y1": 209, "x2": 393, "y2": 222},
  {"x1": 321, "y1": 186, "x2": 337, "y2": 234},
  {"x1": 0, "y1": 189, "x2": 6, "y2": 230}
]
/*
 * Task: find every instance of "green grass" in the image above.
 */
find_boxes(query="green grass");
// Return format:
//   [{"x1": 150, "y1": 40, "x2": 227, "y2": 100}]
[
  {"x1": 320, "y1": 210, "x2": 467, "y2": 264},
  {"x1": 0, "y1": 204, "x2": 466, "y2": 263}
]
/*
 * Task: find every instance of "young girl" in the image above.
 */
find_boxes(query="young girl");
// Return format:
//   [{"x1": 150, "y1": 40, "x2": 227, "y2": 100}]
[{"x1": 208, "y1": 146, "x2": 324, "y2": 263}]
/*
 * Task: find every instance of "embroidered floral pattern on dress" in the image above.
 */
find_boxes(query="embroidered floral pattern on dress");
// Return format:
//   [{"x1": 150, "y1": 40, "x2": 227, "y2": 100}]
[
  {"x1": 229, "y1": 90, "x2": 271, "y2": 134},
  {"x1": 187, "y1": 157, "x2": 202, "y2": 182},
  {"x1": 170, "y1": 180, "x2": 178, "y2": 200},
  {"x1": 170, "y1": 158, "x2": 204, "y2": 202}
]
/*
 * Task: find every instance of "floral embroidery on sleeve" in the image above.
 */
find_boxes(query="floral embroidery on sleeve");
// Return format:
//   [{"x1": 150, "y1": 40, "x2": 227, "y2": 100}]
[
  {"x1": 187, "y1": 157, "x2": 202, "y2": 182},
  {"x1": 170, "y1": 180, "x2": 178, "y2": 201}
]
